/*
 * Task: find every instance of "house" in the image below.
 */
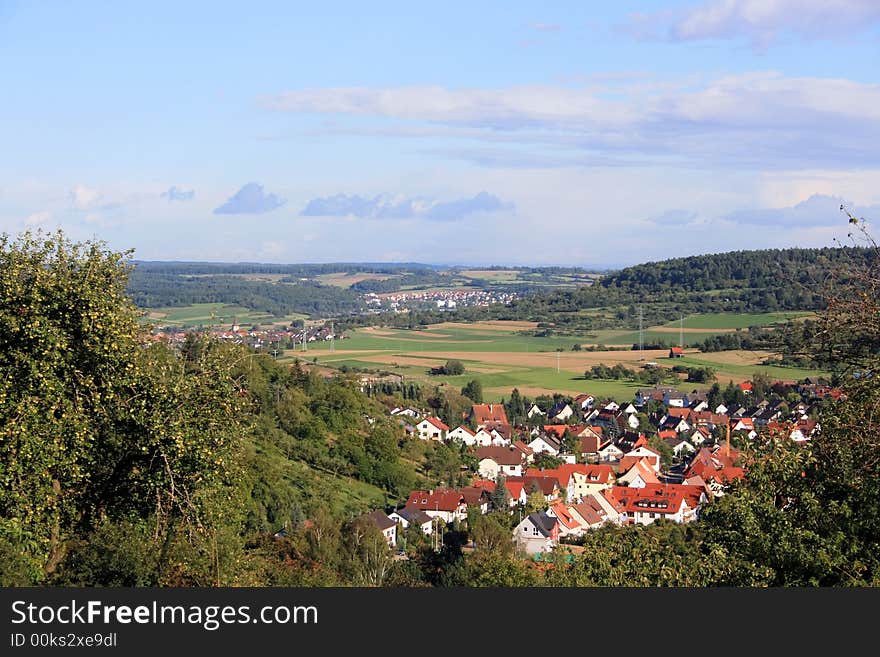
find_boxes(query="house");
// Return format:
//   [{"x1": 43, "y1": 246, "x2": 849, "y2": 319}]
[
  {"x1": 470, "y1": 403, "x2": 510, "y2": 432},
  {"x1": 522, "y1": 474, "x2": 562, "y2": 501},
  {"x1": 388, "y1": 506, "x2": 434, "y2": 535},
  {"x1": 620, "y1": 402, "x2": 637, "y2": 415},
  {"x1": 616, "y1": 431, "x2": 648, "y2": 453},
  {"x1": 501, "y1": 476, "x2": 529, "y2": 507},
  {"x1": 527, "y1": 464, "x2": 616, "y2": 502},
  {"x1": 617, "y1": 459, "x2": 661, "y2": 488},
  {"x1": 664, "y1": 435, "x2": 696, "y2": 459},
  {"x1": 406, "y1": 489, "x2": 468, "y2": 523},
  {"x1": 416, "y1": 417, "x2": 449, "y2": 441},
  {"x1": 568, "y1": 492, "x2": 622, "y2": 529},
  {"x1": 669, "y1": 347, "x2": 684, "y2": 358},
  {"x1": 659, "y1": 415, "x2": 691, "y2": 434},
  {"x1": 358, "y1": 510, "x2": 398, "y2": 547},
  {"x1": 685, "y1": 446, "x2": 745, "y2": 496},
  {"x1": 688, "y1": 426, "x2": 713, "y2": 447},
  {"x1": 573, "y1": 393, "x2": 595, "y2": 412},
  {"x1": 528, "y1": 433, "x2": 562, "y2": 456},
  {"x1": 546, "y1": 502, "x2": 585, "y2": 537},
  {"x1": 625, "y1": 445, "x2": 663, "y2": 472},
  {"x1": 489, "y1": 427, "x2": 511, "y2": 447},
  {"x1": 607, "y1": 484, "x2": 697, "y2": 526},
  {"x1": 731, "y1": 417, "x2": 757, "y2": 439},
  {"x1": 579, "y1": 427, "x2": 608, "y2": 462},
  {"x1": 512, "y1": 440, "x2": 536, "y2": 464},
  {"x1": 476, "y1": 446, "x2": 525, "y2": 480},
  {"x1": 563, "y1": 464, "x2": 616, "y2": 500},
  {"x1": 527, "y1": 403, "x2": 545, "y2": 418},
  {"x1": 513, "y1": 512, "x2": 559, "y2": 555},
  {"x1": 447, "y1": 425, "x2": 477, "y2": 445},
  {"x1": 472, "y1": 428, "x2": 496, "y2": 447},
  {"x1": 597, "y1": 441, "x2": 625, "y2": 463},
  {"x1": 458, "y1": 486, "x2": 492, "y2": 515},
  {"x1": 390, "y1": 407, "x2": 420, "y2": 418},
  {"x1": 549, "y1": 402, "x2": 574, "y2": 422},
  {"x1": 592, "y1": 409, "x2": 623, "y2": 439},
  {"x1": 691, "y1": 411, "x2": 730, "y2": 430}
]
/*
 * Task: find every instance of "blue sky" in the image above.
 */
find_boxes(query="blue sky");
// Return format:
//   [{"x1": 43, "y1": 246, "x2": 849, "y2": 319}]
[{"x1": 1, "y1": 0, "x2": 879, "y2": 267}]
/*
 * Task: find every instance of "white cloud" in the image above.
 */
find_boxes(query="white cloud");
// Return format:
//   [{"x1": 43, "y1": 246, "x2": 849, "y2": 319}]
[
  {"x1": 671, "y1": 0, "x2": 880, "y2": 48},
  {"x1": 24, "y1": 211, "x2": 51, "y2": 226},
  {"x1": 264, "y1": 73, "x2": 880, "y2": 171},
  {"x1": 69, "y1": 185, "x2": 103, "y2": 211},
  {"x1": 300, "y1": 191, "x2": 513, "y2": 221}
]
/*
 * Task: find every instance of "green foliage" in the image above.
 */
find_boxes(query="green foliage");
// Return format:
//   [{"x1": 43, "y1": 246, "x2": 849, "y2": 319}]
[
  {"x1": 461, "y1": 379, "x2": 483, "y2": 403},
  {"x1": 0, "y1": 231, "x2": 247, "y2": 583}
]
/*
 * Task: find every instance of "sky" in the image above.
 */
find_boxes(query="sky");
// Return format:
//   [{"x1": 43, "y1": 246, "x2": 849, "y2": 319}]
[{"x1": 1, "y1": 0, "x2": 879, "y2": 268}]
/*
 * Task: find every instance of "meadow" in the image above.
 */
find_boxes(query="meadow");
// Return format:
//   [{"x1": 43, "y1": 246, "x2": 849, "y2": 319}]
[
  {"x1": 278, "y1": 313, "x2": 828, "y2": 403},
  {"x1": 144, "y1": 302, "x2": 306, "y2": 328}
]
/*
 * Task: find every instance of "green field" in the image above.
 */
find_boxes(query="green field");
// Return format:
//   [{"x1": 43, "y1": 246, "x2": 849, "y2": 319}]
[
  {"x1": 144, "y1": 302, "x2": 306, "y2": 328},
  {"x1": 278, "y1": 315, "x2": 828, "y2": 403},
  {"x1": 660, "y1": 312, "x2": 814, "y2": 330}
]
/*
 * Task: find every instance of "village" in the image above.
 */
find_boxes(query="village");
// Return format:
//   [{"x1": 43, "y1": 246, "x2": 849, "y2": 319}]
[{"x1": 356, "y1": 378, "x2": 842, "y2": 558}]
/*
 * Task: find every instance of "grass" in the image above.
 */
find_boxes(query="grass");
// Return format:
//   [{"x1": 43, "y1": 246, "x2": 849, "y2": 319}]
[
  {"x1": 660, "y1": 312, "x2": 814, "y2": 330},
  {"x1": 143, "y1": 302, "x2": 306, "y2": 328},
  {"x1": 281, "y1": 316, "x2": 828, "y2": 402}
]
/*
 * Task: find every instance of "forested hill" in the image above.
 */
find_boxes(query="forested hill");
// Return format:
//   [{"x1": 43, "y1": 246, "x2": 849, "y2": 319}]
[{"x1": 494, "y1": 246, "x2": 873, "y2": 327}]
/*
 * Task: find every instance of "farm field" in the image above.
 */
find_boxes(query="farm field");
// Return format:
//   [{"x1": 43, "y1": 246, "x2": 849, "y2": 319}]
[
  {"x1": 280, "y1": 314, "x2": 828, "y2": 402},
  {"x1": 144, "y1": 302, "x2": 306, "y2": 328},
  {"x1": 659, "y1": 312, "x2": 814, "y2": 330},
  {"x1": 314, "y1": 272, "x2": 401, "y2": 287}
]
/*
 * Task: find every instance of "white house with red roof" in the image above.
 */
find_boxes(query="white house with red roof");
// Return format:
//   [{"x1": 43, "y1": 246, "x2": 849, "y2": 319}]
[
  {"x1": 608, "y1": 484, "x2": 698, "y2": 526},
  {"x1": 406, "y1": 489, "x2": 467, "y2": 523},
  {"x1": 618, "y1": 459, "x2": 661, "y2": 488},
  {"x1": 416, "y1": 417, "x2": 449, "y2": 441},
  {"x1": 448, "y1": 425, "x2": 477, "y2": 445}
]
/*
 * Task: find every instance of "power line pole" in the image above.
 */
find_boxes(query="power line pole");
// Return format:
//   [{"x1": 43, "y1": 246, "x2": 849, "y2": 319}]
[{"x1": 680, "y1": 315, "x2": 683, "y2": 349}]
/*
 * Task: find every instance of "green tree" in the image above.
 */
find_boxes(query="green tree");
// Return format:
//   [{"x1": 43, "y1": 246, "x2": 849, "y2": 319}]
[
  {"x1": 0, "y1": 231, "x2": 246, "y2": 584},
  {"x1": 491, "y1": 474, "x2": 510, "y2": 511},
  {"x1": 444, "y1": 359, "x2": 465, "y2": 375},
  {"x1": 461, "y1": 379, "x2": 484, "y2": 404}
]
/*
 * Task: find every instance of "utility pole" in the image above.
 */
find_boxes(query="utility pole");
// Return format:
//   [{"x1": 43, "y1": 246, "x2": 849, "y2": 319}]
[
  {"x1": 330, "y1": 321, "x2": 334, "y2": 353},
  {"x1": 557, "y1": 350, "x2": 560, "y2": 373},
  {"x1": 680, "y1": 315, "x2": 684, "y2": 349}
]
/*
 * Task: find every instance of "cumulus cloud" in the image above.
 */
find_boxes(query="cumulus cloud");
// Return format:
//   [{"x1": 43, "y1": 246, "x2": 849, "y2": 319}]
[
  {"x1": 69, "y1": 185, "x2": 104, "y2": 211},
  {"x1": 25, "y1": 211, "x2": 51, "y2": 226},
  {"x1": 214, "y1": 183, "x2": 286, "y2": 215},
  {"x1": 300, "y1": 191, "x2": 512, "y2": 221},
  {"x1": 263, "y1": 73, "x2": 880, "y2": 171},
  {"x1": 725, "y1": 194, "x2": 880, "y2": 227},
  {"x1": 161, "y1": 186, "x2": 195, "y2": 202},
  {"x1": 626, "y1": 0, "x2": 880, "y2": 50}
]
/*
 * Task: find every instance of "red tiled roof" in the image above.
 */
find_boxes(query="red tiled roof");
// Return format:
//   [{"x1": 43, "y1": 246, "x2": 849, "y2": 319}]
[
  {"x1": 543, "y1": 424, "x2": 570, "y2": 438},
  {"x1": 522, "y1": 475, "x2": 561, "y2": 496},
  {"x1": 549, "y1": 503, "x2": 582, "y2": 531},
  {"x1": 471, "y1": 403, "x2": 509, "y2": 425},
  {"x1": 476, "y1": 445, "x2": 524, "y2": 466},
  {"x1": 608, "y1": 484, "x2": 691, "y2": 516},
  {"x1": 424, "y1": 416, "x2": 449, "y2": 431},
  {"x1": 406, "y1": 488, "x2": 465, "y2": 512}
]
